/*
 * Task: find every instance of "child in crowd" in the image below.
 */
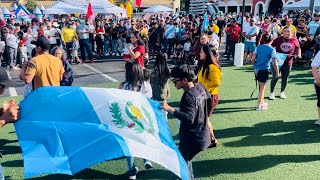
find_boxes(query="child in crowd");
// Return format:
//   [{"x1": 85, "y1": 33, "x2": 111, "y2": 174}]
[
  {"x1": 18, "y1": 40, "x2": 28, "y2": 68},
  {"x1": 71, "y1": 36, "x2": 80, "y2": 64},
  {"x1": 302, "y1": 35, "x2": 316, "y2": 67},
  {"x1": 19, "y1": 48, "x2": 37, "y2": 98},
  {"x1": 252, "y1": 34, "x2": 279, "y2": 110},
  {"x1": 207, "y1": 31, "x2": 220, "y2": 51},
  {"x1": 118, "y1": 62, "x2": 153, "y2": 180}
]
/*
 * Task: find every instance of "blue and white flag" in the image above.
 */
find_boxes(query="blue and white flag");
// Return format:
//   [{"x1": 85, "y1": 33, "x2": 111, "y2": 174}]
[
  {"x1": 272, "y1": 52, "x2": 288, "y2": 69},
  {"x1": 15, "y1": 87, "x2": 188, "y2": 179},
  {"x1": 202, "y1": 13, "x2": 209, "y2": 33}
]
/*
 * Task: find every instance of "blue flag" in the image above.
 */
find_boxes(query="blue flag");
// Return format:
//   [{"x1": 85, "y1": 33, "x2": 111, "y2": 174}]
[
  {"x1": 202, "y1": 13, "x2": 209, "y2": 33},
  {"x1": 271, "y1": 52, "x2": 288, "y2": 69},
  {"x1": 15, "y1": 87, "x2": 188, "y2": 179}
]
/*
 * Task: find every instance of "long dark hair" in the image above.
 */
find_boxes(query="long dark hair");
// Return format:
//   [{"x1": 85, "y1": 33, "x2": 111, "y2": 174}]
[
  {"x1": 152, "y1": 52, "x2": 170, "y2": 89},
  {"x1": 131, "y1": 31, "x2": 144, "y2": 46},
  {"x1": 201, "y1": 44, "x2": 220, "y2": 78},
  {"x1": 123, "y1": 62, "x2": 144, "y2": 91}
]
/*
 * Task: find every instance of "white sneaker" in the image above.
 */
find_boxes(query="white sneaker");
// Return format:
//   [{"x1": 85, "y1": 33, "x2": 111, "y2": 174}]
[
  {"x1": 104, "y1": 53, "x2": 109, "y2": 56},
  {"x1": 256, "y1": 103, "x2": 268, "y2": 111},
  {"x1": 269, "y1": 92, "x2": 275, "y2": 100},
  {"x1": 314, "y1": 120, "x2": 320, "y2": 126},
  {"x1": 279, "y1": 92, "x2": 287, "y2": 99}
]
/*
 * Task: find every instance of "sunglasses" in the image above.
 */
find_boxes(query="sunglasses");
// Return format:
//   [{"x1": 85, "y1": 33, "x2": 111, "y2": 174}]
[
  {"x1": 0, "y1": 84, "x2": 5, "y2": 96},
  {"x1": 171, "y1": 78, "x2": 182, "y2": 84}
]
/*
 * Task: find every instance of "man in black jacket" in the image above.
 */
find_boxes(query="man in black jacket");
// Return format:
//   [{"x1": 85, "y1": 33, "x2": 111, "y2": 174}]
[{"x1": 161, "y1": 64, "x2": 211, "y2": 180}]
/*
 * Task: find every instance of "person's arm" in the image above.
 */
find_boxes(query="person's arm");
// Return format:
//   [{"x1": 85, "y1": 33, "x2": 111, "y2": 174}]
[
  {"x1": 273, "y1": 59, "x2": 280, "y2": 79},
  {"x1": 161, "y1": 93, "x2": 196, "y2": 124},
  {"x1": 209, "y1": 65, "x2": 221, "y2": 88},
  {"x1": 127, "y1": 45, "x2": 142, "y2": 59},
  {"x1": 24, "y1": 60, "x2": 36, "y2": 84},
  {"x1": 0, "y1": 102, "x2": 19, "y2": 128},
  {"x1": 312, "y1": 52, "x2": 320, "y2": 86},
  {"x1": 271, "y1": 49, "x2": 280, "y2": 79}
]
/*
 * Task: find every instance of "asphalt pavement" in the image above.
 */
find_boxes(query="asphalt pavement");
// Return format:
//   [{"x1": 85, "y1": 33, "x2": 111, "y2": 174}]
[{"x1": 2, "y1": 39, "x2": 233, "y2": 98}]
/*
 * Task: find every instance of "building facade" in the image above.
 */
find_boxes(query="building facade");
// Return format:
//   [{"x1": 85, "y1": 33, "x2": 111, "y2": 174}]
[{"x1": 218, "y1": 0, "x2": 301, "y2": 15}]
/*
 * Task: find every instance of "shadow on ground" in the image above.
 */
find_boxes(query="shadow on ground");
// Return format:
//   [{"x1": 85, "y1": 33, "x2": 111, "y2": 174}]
[
  {"x1": 216, "y1": 120, "x2": 320, "y2": 147},
  {"x1": 193, "y1": 154, "x2": 320, "y2": 177}
]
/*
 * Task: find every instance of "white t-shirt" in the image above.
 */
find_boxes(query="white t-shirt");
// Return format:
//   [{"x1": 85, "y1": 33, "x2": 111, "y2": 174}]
[
  {"x1": 244, "y1": 25, "x2": 259, "y2": 42},
  {"x1": 311, "y1": 51, "x2": 320, "y2": 82},
  {"x1": 24, "y1": 33, "x2": 36, "y2": 49},
  {"x1": 45, "y1": 28, "x2": 58, "y2": 45},
  {"x1": 120, "y1": 81, "x2": 152, "y2": 98}
]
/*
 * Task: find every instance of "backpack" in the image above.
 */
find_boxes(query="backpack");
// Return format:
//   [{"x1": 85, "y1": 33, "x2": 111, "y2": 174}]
[{"x1": 61, "y1": 61, "x2": 73, "y2": 86}]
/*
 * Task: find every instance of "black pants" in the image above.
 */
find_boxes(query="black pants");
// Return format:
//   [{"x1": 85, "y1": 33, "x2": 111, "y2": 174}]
[
  {"x1": 95, "y1": 36, "x2": 104, "y2": 55},
  {"x1": 66, "y1": 42, "x2": 73, "y2": 60},
  {"x1": 89, "y1": 33, "x2": 95, "y2": 52},
  {"x1": 315, "y1": 84, "x2": 320, "y2": 107},
  {"x1": 164, "y1": 38, "x2": 175, "y2": 56},
  {"x1": 271, "y1": 63, "x2": 292, "y2": 93},
  {"x1": 227, "y1": 41, "x2": 236, "y2": 60}
]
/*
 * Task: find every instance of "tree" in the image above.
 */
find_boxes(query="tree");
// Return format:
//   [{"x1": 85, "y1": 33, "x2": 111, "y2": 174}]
[{"x1": 25, "y1": 0, "x2": 38, "y2": 13}]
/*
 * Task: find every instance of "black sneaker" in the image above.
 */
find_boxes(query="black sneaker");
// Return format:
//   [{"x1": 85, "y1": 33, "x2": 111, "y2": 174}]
[{"x1": 128, "y1": 167, "x2": 139, "y2": 180}]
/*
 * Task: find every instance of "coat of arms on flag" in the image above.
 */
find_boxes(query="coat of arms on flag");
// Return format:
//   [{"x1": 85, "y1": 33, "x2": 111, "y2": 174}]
[
  {"x1": 15, "y1": 87, "x2": 189, "y2": 179},
  {"x1": 110, "y1": 101, "x2": 156, "y2": 135}
]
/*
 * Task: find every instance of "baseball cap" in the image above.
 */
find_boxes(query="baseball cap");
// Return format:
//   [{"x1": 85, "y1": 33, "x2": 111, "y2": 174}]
[{"x1": 31, "y1": 36, "x2": 51, "y2": 50}]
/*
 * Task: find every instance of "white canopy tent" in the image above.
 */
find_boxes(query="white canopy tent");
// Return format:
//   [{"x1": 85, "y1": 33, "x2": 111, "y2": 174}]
[
  {"x1": 45, "y1": 1, "x2": 86, "y2": 14},
  {"x1": 283, "y1": 0, "x2": 320, "y2": 10},
  {"x1": 143, "y1": 5, "x2": 173, "y2": 13},
  {"x1": 61, "y1": 0, "x2": 126, "y2": 14}
]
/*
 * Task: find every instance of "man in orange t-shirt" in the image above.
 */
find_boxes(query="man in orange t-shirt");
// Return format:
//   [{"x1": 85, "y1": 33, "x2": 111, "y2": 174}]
[{"x1": 22, "y1": 37, "x2": 64, "y2": 90}]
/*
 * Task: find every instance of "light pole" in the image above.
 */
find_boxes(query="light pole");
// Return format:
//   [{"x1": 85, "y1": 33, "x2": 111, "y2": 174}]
[{"x1": 309, "y1": 0, "x2": 315, "y2": 18}]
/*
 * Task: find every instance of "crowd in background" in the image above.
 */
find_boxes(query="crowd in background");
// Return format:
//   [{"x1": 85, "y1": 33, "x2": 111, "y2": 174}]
[{"x1": 1, "y1": 8, "x2": 320, "y2": 180}]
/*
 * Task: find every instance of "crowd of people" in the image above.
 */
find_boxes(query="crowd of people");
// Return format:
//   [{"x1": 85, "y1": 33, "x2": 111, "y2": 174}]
[{"x1": 1, "y1": 8, "x2": 320, "y2": 180}]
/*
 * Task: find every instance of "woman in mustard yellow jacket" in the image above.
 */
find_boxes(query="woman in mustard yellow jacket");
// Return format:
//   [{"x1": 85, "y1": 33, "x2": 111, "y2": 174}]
[{"x1": 198, "y1": 44, "x2": 222, "y2": 147}]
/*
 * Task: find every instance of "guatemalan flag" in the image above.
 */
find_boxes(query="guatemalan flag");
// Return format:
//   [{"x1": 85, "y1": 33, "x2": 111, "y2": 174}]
[{"x1": 15, "y1": 87, "x2": 188, "y2": 179}]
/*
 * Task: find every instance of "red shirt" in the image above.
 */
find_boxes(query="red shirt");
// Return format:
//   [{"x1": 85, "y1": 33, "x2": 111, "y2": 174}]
[
  {"x1": 133, "y1": 45, "x2": 145, "y2": 67},
  {"x1": 95, "y1": 27, "x2": 105, "y2": 34},
  {"x1": 228, "y1": 25, "x2": 241, "y2": 42},
  {"x1": 272, "y1": 37, "x2": 300, "y2": 66}
]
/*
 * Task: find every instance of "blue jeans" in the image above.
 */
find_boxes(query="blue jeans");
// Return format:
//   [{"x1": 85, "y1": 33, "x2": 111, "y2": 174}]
[
  {"x1": 111, "y1": 39, "x2": 119, "y2": 54},
  {"x1": 127, "y1": 157, "x2": 151, "y2": 171},
  {"x1": 0, "y1": 163, "x2": 4, "y2": 180},
  {"x1": 104, "y1": 39, "x2": 110, "y2": 54},
  {"x1": 79, "y1": 39, "x2": 93, "y2": 60},
  {"x1": 118, "y1": 38, "x2": 126, "y2": 53}
]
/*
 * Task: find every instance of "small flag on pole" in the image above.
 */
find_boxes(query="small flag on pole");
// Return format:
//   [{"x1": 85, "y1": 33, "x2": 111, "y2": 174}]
[{"x1": 87, "y1": 2, "x2": 93, "y2": 20}]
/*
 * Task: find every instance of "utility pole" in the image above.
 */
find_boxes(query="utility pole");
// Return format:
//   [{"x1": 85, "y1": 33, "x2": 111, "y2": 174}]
[
  {"x1": 309, "y1": 0, "x2": 315, "y2": 18},
  {"x1": 239, "y1": 0, "x2": 245, "y2": 43}
]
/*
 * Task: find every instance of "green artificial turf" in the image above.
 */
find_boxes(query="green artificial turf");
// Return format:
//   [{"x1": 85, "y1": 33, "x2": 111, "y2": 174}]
[{"x1": 1, "y1": 65, "x2": 319, "y2": 180}]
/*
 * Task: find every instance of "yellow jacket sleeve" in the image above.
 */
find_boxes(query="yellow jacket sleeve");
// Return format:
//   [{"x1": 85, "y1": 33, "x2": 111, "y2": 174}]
[
  {"x1": 198, "y1": 65, "x2": 221, "y2": 95},
  {"x1": 208, "y1": 65, "x2": 221, "y2": 93},
  {"x1": 61, "y1": 27, "x2": 65, "y2": 42}
]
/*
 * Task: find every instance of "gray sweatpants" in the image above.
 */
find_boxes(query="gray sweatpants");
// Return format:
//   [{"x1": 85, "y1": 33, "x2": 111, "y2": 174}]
[{"x1": 8, "y1": 47, "x2": 17, "y2": 68}]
